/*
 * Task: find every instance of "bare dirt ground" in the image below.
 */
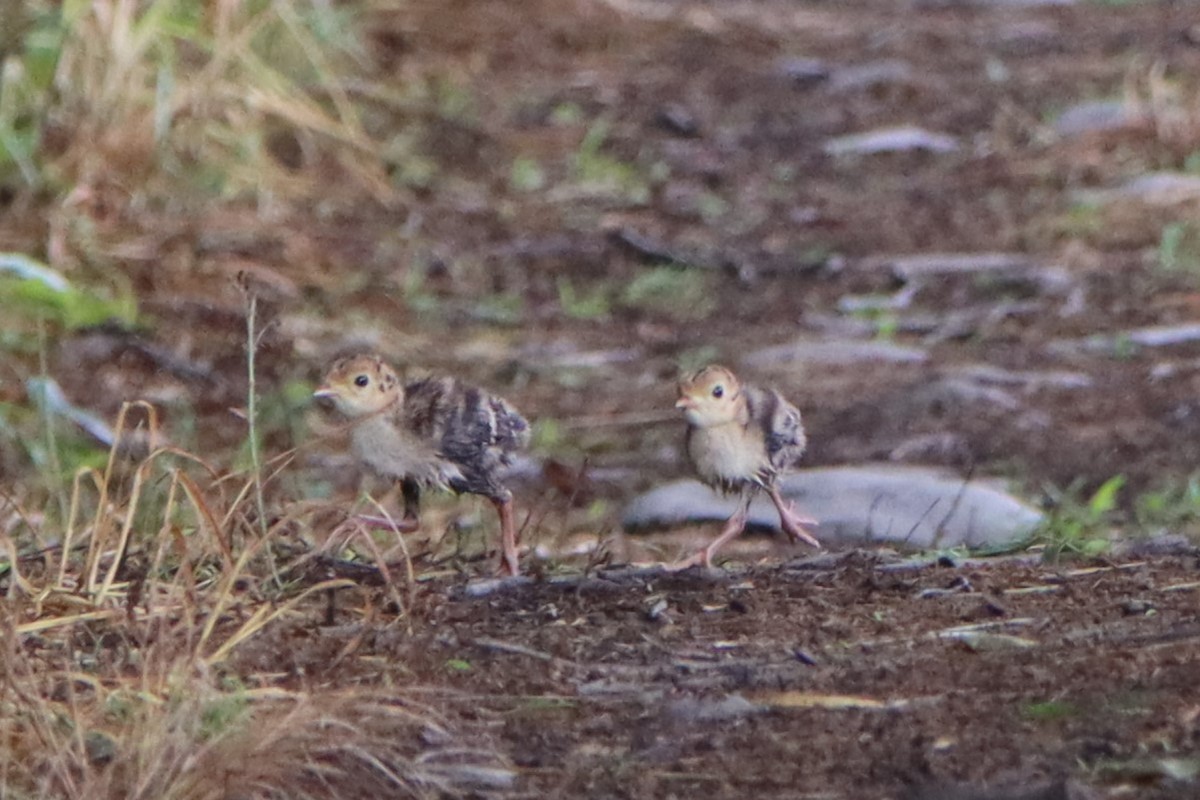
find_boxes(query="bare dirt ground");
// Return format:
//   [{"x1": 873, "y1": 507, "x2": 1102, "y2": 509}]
[
  {"x1": 246, "y1": 549, "x2": 1200, "y2": 799},
  {"x1": 6, "y1": 0, "x2": 1200, "y2": 797}
]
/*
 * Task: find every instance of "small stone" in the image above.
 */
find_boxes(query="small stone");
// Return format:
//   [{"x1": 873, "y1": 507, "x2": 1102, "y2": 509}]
[
  {"x1": 657, "y1": 104, "x2": 699, "y2": 137},
  {"x1": 1076, "y1": 171, "x2": 1200, "y2": 207},
  {"x1": 793, "y1": 648, "x2": 818, "y2": 665},
  {"x1": 745, "y1": 338, "x2": 929, "y2": 367},
  {"x1": 775, "y1": 57, "x2": 830, "y2": 86},
  {"x1": 645, "y1": 595, "x2": 671, "y2": 622},
  {"x1": 946, "y1": 631, "x2": 1038, "y2": 652},
  {"x1": 665, "y1": 693, "x2": 760, "y2": 723},
  {"x1": 1054, "y1": 100, "x2": 1141, "y2": 137},
  {"x1": 1119, "y1": 599, "x2": 1154, "y2": 616},
  {"x1": 827, "y1": 60, "x2": 916, "y2": 93},
  {"x1": 824, "y1": 126, "x2": 958, "y2": 157},
  {"x1": 994, "y1": 21, "x2": 1062, "y2": 56},
  {"x1": 915, "y1": 0, "x2": 1074, "y2": 6},
  {"x1": 860, "y1": 251, "x2": 1039, "y2": 280}
]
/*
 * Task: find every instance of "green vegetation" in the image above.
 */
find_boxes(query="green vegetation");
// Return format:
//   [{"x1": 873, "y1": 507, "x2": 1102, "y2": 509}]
[
  {"x1": 557, "y1": 277, "x2": 611, "y2": 320},
  {"x1": 510, "y1": 155, "x2": 547, "y2": 193},
  {"x1": 1021, "y1": 700, "x2": 1080, "y2": 722},
  {"x1": 1033, "y1": 475, "x2": 1123, "y2": 561},
  {"x1": 1157, "y1": 221, "x2": 1200, "y2": 275},
  {"x1": 0, "y1": 0, "x2": 384, "y2": 201},
  {"x1": 0, "y1": 253, "x2": 136, "y2": 332},
  {"x1": 572, "y1": 118, "x2": 651, "y2": 205},
  {"x1": 619, "y1": 265, "x2": 714, "y2": 320},
  {"x1": 1135, "y1": 473, "x2": 1200, "y2": 535}
]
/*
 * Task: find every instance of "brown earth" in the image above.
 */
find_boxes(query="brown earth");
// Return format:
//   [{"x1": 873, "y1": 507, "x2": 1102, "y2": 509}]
[
  {"x1": 239, "y1": 550, "x2": 1200, "y2": 799},
  {"x1": 6, "y1": 0, "x2": 1200, "y2": 797}
]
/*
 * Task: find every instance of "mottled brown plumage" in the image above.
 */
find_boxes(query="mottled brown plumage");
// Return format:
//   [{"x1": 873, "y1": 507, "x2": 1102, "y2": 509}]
[
  {"x1": 314, "y1": 354, "x2": 530, "y2": 575},
  {"x1": 669, "y1": 365, "x2": 819, "y2": 570}
]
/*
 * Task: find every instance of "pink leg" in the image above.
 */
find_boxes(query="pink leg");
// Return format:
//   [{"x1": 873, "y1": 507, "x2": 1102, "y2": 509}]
[
  {"x1": 663, "y1": 506, "x2": 750, "y2": 571},
  {"x1": 767, "y1": 485, "x2": 820, "y2": 548},
  {"x1": 491, "y1": 496, "x2": 520, "y2": 576}
]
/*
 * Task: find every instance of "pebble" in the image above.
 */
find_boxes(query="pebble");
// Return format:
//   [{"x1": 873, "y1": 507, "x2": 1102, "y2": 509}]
[
  {"x1": 775, "y1": 57, "x2": 830, "y2": 86},
  {"x1": 826, "y1": 60, "x2": 916, "y2": 93},
  {"x1": 1054, "y1": 100, "x2": 1141, "y2": 137},
  {"x1": 860, "y1": 252, "x2": 1040, "y2": 280},
  {"x1": 915, "y1": 0, "x2": 1073, "y2": 6},
  {"x1": 823, "y1": 126, "x2": 959, "y2": 157},
  {"x1": 664, "y1": 693, "x2": 760, "y2": 723},
  {"x1": 1050, "y1": 323, "x2": 1200, "y2": 355},
  {"x1": 1075, "y1": 171, "x2": 1200, "y2": 207},
  {"x1": 745, "y1": 338, "x2": 929, "y2": 367}
]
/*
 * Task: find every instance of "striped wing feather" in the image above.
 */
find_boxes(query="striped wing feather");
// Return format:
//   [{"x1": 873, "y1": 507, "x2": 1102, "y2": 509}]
[
  {"x1": 743, "y1": 383, "x2": 806, "y2": 474},
  {"x1": 399, "y1": 376, "x2": 530, "y2": 495}
]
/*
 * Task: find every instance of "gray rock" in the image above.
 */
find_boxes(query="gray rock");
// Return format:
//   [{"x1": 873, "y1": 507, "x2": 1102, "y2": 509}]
[
  {"x1": 664, "y1": 693, "x2": 760, "y2": 723},
  {"x1": 623, "y1": 466, "x2": 1044, "y2": 550},
  {"x1": 823, "y1": 126, "x2": 959, "y2": 157},
  {"x1": 1050, "y1": 323, "x2": 1200, "y2": 356},
  {"x1": 856, "y1": 254, "x2": 1075, "y2": 302},
  {"x1": 1054, "y1": 100, "x2": 1141, "y2": 137},
  {"x1": 745, "y1": 338, "x2": 929, "y2": 367},
  {"x1": 837, "y1": 285, "x2": 919, "y2": 313},
  {"x1": 860, "y1": 252, "x2": 1038, "y2": 280},
  {"x1": 1076, "y1": 172, "x2": 1200, "y2": 207},
  {"x1": 993, "y1": 21, "x2": 1062, "y2": 57},
  {"x1": 910, "y1": 377, "x2": 1023, "y2": 412},
  {"x1": 775, "y1": 57, "x2": 829, "y2": 86},
  {"x1": 827, "y1": 60, "x2": 916, "y2": 93},
  {"x1": 1128, "y1": 324, "x2": 1200, "y2": 347},
  {"x1": 947, "y1": 364, "x2": 1094, "y2": 391},
  {"x1": 915, "y1": 0, "x2": 1073, "y2": 6}
]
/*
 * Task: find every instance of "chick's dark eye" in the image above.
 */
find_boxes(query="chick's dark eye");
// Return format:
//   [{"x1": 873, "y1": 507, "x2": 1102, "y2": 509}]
[
  {"x1": 712, "y1": 385, "x2": 724, "y2": 399},
  {"x1": 354, "y1": 375, "x2": 370, "y2": 387}
]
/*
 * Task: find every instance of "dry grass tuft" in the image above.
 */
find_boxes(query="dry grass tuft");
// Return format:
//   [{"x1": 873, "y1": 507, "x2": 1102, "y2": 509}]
[
  {"x1": 3, "y1": 0, "x2": 393, "y2": 211},
  {"x1": 0, "y1": 395, "x2": 509, "y2": 798},
  {"x1": 0, "y1": 628, "x2": 512, "y2": 799}
]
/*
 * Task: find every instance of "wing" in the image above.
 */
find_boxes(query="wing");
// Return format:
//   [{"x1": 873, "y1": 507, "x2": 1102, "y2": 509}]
[
  {"x1": 401, "y1": 376, "x2": 529, "y2": 494},
  {"x1": 744, "y1": 383, "x2": 807, "y2": 473}
]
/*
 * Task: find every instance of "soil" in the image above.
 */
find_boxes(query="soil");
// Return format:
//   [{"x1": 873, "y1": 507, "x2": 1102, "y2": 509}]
[
  {"x1": 240, "y1": 550, "x2": 1200, "y2": 799},
  {"x1": 6, "y1": 0, "x2": 1200, "y2": 797}
]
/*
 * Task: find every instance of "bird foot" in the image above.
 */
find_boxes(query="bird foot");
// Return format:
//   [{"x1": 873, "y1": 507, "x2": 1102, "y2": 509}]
[
  {"x1": 497, "y1": 551, "x2": 521, "y2": 577},
  {"x1": 778, "y1": 502, "x2": 820, "y2": 548}
]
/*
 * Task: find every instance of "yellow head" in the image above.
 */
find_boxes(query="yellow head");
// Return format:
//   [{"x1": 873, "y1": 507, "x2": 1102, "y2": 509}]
[
  {"x1": 313, "y1": 354, "x2": 402, "y2": 419},
  {"x1": 675, "y1": 365, "x2": 743, "y2": 427}
]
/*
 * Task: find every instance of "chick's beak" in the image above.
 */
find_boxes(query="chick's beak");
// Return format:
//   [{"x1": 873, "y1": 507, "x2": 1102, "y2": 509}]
[
  {"x1": 675, "y1": 395, "x2": 696, "y2": 411},
  {"x1": 312, "y1": 386, "x2": 336, "y2": 400}
]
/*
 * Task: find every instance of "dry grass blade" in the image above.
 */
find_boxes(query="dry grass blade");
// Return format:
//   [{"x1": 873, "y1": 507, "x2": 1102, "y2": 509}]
[
  {"x1": 202, "y1": 578, "x2": 357, "y2": 666},
  {"x1": 174, "y1": 467, "x2": 235, "y2": 570},
  {"x1": 82, "y1": 401, "x2": 160, "y2": 594}
]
